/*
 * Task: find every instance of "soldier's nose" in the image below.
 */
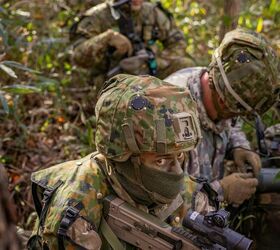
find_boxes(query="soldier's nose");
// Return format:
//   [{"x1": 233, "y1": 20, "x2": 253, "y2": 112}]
[{"x1": 170, "y1": 158, "x2": 183, "y2": 174}]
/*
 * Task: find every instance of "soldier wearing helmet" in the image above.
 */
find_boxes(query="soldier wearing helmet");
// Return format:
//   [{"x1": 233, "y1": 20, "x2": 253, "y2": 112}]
[
  {"x1": 70, "y1": 0, "x2": 193, "y2": 93},
  {"x1": 165, "y1": 28, "x2": 280, "y2": 207},
  {"x1": 28, "y1": 74, "x2": 213, "y2": 249}
]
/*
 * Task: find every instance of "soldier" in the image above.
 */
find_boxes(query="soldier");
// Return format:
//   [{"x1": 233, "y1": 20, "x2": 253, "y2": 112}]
[
  {"x1": 27, "y1": 74, "x2": 214, "y2": 249},
  {"x1": 70, "y1": 0, "x2": 193, "y2": 92},
  {"x1": 165, "y1": 28, "x2": 280, "y2": 207}
]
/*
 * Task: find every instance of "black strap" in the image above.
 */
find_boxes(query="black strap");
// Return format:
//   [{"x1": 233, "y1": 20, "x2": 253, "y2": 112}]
[
  {"x1": 57, "y1": 202, "x2": 84, "y2": 250},
  {"x1": 31, "y1": 181, "x2": 43, "y2": 217},
  {"x1": 255, "y1": 113, "x2": 269, "y2": 156},
  {"x1": 193, "y1": 177, "x2": 219, "y2": 210},
  {"x1": 39, "y1": 180, "x2": 64, "y2": 227}
]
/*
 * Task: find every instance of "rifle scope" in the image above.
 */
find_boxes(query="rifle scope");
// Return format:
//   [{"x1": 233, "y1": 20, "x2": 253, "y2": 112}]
[{"x1": 183, "y1": 210, "x2": 253, "y2": 250}]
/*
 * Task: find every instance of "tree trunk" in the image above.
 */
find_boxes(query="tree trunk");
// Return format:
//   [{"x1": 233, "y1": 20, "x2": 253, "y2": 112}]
[{"x1": 219, "y1": 0, "x2": 241, "y2": 42}]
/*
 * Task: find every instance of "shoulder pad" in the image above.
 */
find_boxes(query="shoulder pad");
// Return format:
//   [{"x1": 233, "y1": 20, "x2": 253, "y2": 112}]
[{"x1": 31, "y1": 153, "x2": 99, "y2": 185}]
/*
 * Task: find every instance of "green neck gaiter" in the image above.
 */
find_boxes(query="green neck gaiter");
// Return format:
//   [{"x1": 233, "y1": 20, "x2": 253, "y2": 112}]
[{"x1": 113, "y1": 159, "x2": 184, "y2": 207}]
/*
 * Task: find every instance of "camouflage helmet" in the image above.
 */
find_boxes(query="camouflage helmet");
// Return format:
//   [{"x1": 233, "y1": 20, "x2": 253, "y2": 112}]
[
  {"x1": 209, "y1": 28, "x2": 280, "y2": 116},
  {"x1": 95, "y1": 74, "x2": 201, "y2": 161}
]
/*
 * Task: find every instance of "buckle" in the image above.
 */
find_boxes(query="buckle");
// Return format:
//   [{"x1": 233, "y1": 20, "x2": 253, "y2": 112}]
[
  {"x1": 65, "y1": 206, "x2": 79, "y2": 218},
  {"x1": 42, "y1": 187, "x2": 54, "y2": 203}
]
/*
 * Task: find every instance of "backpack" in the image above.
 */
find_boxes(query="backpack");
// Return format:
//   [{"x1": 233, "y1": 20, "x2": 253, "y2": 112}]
[{"x1": 27, "y1": 153, "x2": 111, "y2": 250}]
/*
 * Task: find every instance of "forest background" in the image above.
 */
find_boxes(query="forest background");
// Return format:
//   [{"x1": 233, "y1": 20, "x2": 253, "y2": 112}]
[{"x1": 0, "y1": 0, "x2": 279, "y2": 232}]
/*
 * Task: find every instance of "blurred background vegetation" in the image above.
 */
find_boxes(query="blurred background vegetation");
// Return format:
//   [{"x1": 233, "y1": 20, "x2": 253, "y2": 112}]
[{"x1": 0, "y1": 0, "x2": 279, "y2": 229}]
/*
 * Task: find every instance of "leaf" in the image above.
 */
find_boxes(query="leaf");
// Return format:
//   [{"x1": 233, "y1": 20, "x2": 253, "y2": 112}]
[
  {"x1": 0, "y1": 22, "x2": 8, "y2": 46},
  {"x1": 0, "y1": 92, "x2": 9, "y2": 114},
  {"x1": 256, "y1": 17, "x2": 263, "y2": 33},
  {"x1": 269, "y1": 0, "x2": 278, "y2": 15},
  {"x1": 0, "y1": 64, "x2": 17, "y2": 78},
  {"x1": 1, "y1": 85, "x2": 41, "y2": 94},
  {"x1": 37, "y1": 78, "x2": 59, "y2": 92},
  {"x1": 2, "y1": 61, "x2": 40, "y2": 74},
  {"x1": 274, "y1": 170, "x2": 280, "y2": 181}
]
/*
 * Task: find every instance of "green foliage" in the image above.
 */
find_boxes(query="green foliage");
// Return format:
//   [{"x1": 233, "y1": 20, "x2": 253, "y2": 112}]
[{"x1": 0, "y1": 0, "x2": 279, "y2": 228}]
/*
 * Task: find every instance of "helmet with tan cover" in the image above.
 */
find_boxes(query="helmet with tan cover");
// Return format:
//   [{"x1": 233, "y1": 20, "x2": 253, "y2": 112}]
[
  {"x1": 95, "y1": 74, "x2": 201, "y2": 162},
  {"x1": 209, "y1": 28, "x2": 280, "y2": 116}
]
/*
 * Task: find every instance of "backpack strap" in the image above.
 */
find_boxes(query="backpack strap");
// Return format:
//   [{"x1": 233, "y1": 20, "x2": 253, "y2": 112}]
[
  {"x1": 100, "y1": 216, "x2": 125, "y2": 250},
  {"x1": 40, "y1": 180, "x2": 64, "y2": 227},
  {"x1": 57, "y1": 202, "x2": 85, "y2": 250},
  {"x1": 28, "y1": 180, "x2": 64, "y2": 250}
]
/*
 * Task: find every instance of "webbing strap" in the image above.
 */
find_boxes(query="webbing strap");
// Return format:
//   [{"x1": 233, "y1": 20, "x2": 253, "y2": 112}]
[
  {"x1": 57, "y1": 202, "x2": 84, "y2": 250},
  {"x1": 40, "y1": 180, "x2": 64, "y2": 227},
  {"x1": 100, "y1": 217, "x2": 125, "y2": 250},
  {"x1": 214, "y1": 51, "x2": 253, "y2": 112},
  {"x1": 122, "y1": 120, "x2": 140, "y2": 154},
  {"x1": 156, "y1": 119, "x2": 167, "y2": 154}
]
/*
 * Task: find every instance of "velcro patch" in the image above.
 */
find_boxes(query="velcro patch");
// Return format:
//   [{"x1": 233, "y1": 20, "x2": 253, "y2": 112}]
[{"x1": 172, "y1": 112, "x2": 195, "y2": 142}]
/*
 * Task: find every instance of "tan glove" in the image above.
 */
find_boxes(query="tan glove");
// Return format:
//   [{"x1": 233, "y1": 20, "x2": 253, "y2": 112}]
[
  {"x1": 108, "y1": 30, "x2": 133, "y2": 58},
  {"x1": 233, "y1": 148, "x2": 261, "y2": 177},
  {"x1": 220, "y1": 173, "x2": 258, "y2": 205}
]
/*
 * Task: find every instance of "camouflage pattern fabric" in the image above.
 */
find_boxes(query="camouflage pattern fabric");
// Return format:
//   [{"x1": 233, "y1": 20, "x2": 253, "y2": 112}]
[
  {"x1": 165, "y1": 67, "x2": 251, "y2": 201},
  {"x1": 264, "y1": 124, "x2": 280, "y2": 157},
  {"x1": 71, "y1": 1, "x2": 193, "y2": 90},
  {"x1": 95, "y1": 74, "x2": 201, "y2": 161},
  {"x1": 209, "y1": 28, "x2": 280, "y2": 116},
  {"x1": 29, "y1": 153, "x2": 212, "y2": 249},
  {"x1": 28, "y1": 74, "x2": 214, "y2": 249}
]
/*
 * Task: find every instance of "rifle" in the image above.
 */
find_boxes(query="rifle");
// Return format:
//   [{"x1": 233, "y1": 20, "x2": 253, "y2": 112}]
[
  {"x1": 257, "y1": 166, "x2": 280, "y2": 193},
  {"x1": 103, "y1": 195, "x2": 252, "y2": 250},
  {"x1": 253, "y1": 115, "x2": 280, "y2": 193}
]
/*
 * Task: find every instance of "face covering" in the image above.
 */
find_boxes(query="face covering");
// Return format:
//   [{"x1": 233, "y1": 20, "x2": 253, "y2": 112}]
[{"x1": 112, "y1": 158, "x2": 185, "y2": 206}]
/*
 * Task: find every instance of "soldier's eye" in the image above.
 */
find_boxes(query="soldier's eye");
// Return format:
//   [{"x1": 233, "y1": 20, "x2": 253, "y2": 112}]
[
  {"x1": 177, "y1": 152, "x2": 184, "y2": 159},
  {"x1": 156, "y1": 159, "x2": 167, "y2": 166}
]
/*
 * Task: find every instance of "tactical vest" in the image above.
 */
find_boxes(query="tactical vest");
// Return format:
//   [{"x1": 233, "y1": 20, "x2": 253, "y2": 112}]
[{"x1": 27, "y1": 153, "x2": 115, "y2": 250}]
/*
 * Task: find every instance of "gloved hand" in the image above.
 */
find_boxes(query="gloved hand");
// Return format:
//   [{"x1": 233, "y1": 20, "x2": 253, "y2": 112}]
[
  {"x1": 220, "y1": 173, "x2": 258, "y2": 205},
  {"x1": 108, "y1": 30, "x2": 133, "y2": 58},
  {"x1": 233, "y1": 148, "x2": 261, "y2": 177}
]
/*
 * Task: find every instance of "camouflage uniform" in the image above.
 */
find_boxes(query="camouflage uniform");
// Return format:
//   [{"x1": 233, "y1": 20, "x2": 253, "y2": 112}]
[
  {"x1": 165, "y1": 67, "x2": 251, "y2": 201},
  {"x1": 71, "y1": 1, "x2": 192, "y2": 90},
  {"x1": 28, "y1": 74, "x2": 213, "y2": 250},
  {"x1": 165, "y1": 29, "x2": 279, "y2": 204},
  {"x1": 264, "y1": 124, "x2": 280, "y2": 157}
]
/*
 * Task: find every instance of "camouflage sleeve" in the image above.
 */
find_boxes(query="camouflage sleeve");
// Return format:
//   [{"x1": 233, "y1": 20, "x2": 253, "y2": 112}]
[
  {"x1": 72, "y1": 29, "x2": 114, "y2": 69},
  {"x1": 153, "y1": 7, "x2": 194, "y2": 77},
  {"x1": 153, "y1": 6, "x2": 186, "y2": 55},
  {"x1": 228, "y1": 119, "x2": 251, "y2": 150},
  {"x1": 71, "y1": 4, "x2": 113, "y2": 69}
]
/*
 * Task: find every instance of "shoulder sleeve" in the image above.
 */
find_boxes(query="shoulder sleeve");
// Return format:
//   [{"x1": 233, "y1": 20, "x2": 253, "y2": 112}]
[
  {"x1": 153, "y1": 5, "x2": 186, "y2": 51},
  {"x1": 228, "y1": 119, "x2": 251, "y2": 150},
  {"x1": 75, "y1": 3, "x2": 113, "y2": 39}
]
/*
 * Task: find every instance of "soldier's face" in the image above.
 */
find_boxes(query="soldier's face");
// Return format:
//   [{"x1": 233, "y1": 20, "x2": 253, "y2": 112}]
[
  {"x1": 139, "y1": 151, "x2": 186, "y2": 174},
  {"x1": 131, "y1": 0, "x2": 143, "y2": 12}
]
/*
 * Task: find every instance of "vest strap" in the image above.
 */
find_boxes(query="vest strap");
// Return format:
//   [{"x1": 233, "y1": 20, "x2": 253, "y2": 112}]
[{"x1": 100, "y1": 216, "x2": 125, "y2": 250}]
